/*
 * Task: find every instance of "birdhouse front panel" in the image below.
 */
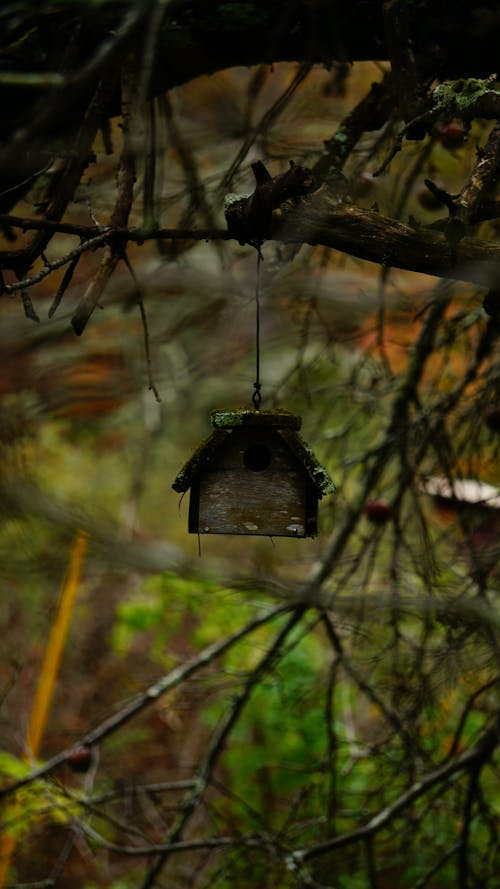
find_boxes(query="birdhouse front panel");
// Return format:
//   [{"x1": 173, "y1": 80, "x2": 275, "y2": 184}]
[{"x1": 194, "y1": 427, "x2": 312, "y2": 537}]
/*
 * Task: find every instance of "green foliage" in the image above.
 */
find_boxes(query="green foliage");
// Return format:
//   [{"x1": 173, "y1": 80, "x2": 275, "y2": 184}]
[
  {"x1": 0, "y1": 752, "x2": 32, "y2": 781},
  {"x1": 112, "y1": 571, "x2": 261, "y2": 662}
]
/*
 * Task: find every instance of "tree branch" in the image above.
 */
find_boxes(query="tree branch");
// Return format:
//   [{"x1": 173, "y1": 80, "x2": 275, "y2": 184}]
[
  {"x1": 71, "y1": 56, "x2": 140, "y2": 334},
  {"x1": 2, "y1": 231, "x2": 111, "y2": 294},
  {"x1": 289, "y1": 717, "x2": 499, "y2": 865},
  {"x1": 447, "y1": 123, "x2": 500, "y2": 247},
  {"x1": 4, "y1": 187, "x2": 500, "y2": 305},
  {"x1": 140, "y1": 606, "x2": 306, "y2": 888},
  {"x1": 275, "y1": 188, "x2": 500, "y2": 286},
  {"x1": 0, "y1": 603, "x2": 291, "y2": 804}
]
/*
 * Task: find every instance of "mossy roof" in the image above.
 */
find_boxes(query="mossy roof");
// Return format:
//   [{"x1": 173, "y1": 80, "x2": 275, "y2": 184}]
[{"x1": 172, "y1": 409, "x2": 335, "y2": 498}]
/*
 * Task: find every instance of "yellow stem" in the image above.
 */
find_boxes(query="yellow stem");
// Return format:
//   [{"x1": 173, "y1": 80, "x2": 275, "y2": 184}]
[
  {"x1": 26, "y1": 531, "x2": 88, "y2": 756},
  {"x1": 0, "y1": 530, "x2": 88, "y2": 887}
]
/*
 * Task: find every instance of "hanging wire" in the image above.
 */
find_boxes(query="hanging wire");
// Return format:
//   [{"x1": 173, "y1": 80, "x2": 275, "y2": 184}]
[{"x1": 252, "y1": 244, "x2": 263, "y2": 409}]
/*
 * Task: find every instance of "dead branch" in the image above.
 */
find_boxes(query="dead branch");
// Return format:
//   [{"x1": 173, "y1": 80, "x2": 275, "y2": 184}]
[
  {"x1": 224, "y1": 159, "x2": 318, "y2": 244},
  {"x1": 288, "y1": 716, "x2": 499, "y2": 865},
  {"x1": 4, "y1": 182, "x2": 500, "y2": 311},
  {"x1": 2, "y1": 231, "x2": 111, "y2": 295},
  {"x1": 0, "y1": 603, "x2": 291, "y2": 803},
  {"x1": 141, "y1": 606, "x2": 305, "y2": 888},
  {"x1": 11, "y1": 76, "x2": 118, "y2": 279},
  {"x1": 447, "y1": 123, "x2": 500, "y2": 247},
  {"x1": 314, "y1": 70, "x2": 395, "y2": 182},
  {"x1": 122, "y1": 250, "x2": 161, "y2": 402},
  {"x1": 71, "y1": 56, "x2": 140, "y2": 334}
]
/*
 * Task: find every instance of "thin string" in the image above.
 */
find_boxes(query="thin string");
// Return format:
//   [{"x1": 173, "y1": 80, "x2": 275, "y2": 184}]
[{"x1": 252, "y1": 245, "x2": 263, "y2": 409}]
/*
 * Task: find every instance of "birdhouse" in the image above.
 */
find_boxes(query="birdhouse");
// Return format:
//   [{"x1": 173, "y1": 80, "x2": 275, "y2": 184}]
[{"x1": 172, "y1": 409, "x2": 335, "y2": 537}]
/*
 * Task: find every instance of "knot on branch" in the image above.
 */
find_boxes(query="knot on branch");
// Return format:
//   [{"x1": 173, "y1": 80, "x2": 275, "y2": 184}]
[{"x1": 224, "y1": 160, "x2": 318, "y2": 245}]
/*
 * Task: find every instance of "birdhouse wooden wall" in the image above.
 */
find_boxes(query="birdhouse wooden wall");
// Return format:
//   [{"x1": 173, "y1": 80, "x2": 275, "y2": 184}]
[
  {"x1": 189, "y1": 426, "x2": 316, "y2": 537},
  {"x1": 173, "y1": 410, "x2": 335, "y2": 539}
]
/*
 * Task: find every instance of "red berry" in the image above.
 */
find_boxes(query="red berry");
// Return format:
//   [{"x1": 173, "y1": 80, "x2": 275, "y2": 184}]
[
  {"x1": 363, "y1": 500, "x2": 393, "y2": 524},
  {"x1": 67, "y1": 746, "x2": 92, "y2": 773},
  {"x1": 436, "y1": 120, "x2": 466, "y2": 149}
]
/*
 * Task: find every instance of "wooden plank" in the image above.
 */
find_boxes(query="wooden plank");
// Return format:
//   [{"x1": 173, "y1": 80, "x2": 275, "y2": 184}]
[{"x1": 198, "y1": 469, "x2": 308, "y2": 536}]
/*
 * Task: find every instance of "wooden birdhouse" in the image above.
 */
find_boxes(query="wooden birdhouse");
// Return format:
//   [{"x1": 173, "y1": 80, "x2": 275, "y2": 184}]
[{"x1": 172, "y1": 409, "x2": 335, "y2": 538}]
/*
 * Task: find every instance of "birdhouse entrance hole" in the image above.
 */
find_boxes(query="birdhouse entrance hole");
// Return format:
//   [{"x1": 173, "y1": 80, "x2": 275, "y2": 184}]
[{"x1": 243, "y1": 443, "x2": 271, "y2": 472}]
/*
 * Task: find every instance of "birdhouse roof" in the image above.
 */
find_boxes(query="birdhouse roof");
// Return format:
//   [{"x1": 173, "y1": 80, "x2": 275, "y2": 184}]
[{"x1": 172, "y1": 409, "x2": 335, "y2": 497}]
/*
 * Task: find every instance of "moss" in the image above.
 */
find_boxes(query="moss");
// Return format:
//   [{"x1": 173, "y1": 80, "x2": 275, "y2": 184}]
[
  {"x1": 432, "y1": 76, "x2": 499, "y2": 114},
  {"x1": 172, "y1": 429, "x2": 228, "y2": 492},
  {"x1": 173, "y1": 410, "x2": 335, "y2": 499},
  {"x1": 211, "y1": 409, "x2": 302, "y2": 429},
  {"x1": 332, "y1": 130, "x2": 348, "y2": 144},
  {"x1": 280, "y1": 430, "x2": 336, "y2": 498}
]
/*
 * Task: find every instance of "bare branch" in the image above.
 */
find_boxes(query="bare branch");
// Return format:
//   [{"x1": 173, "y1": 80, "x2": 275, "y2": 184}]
[
  {"x1": 289, "y1": 717, "x2": 499, "y2": 864},
  {"x1": 3, "y1": 232, "x2": 111, "y2": 294},
  {"x1": 4, "y1": 195, "x2": 500, "y2": 292},
  {"x1": 0, "y1": 603, "x2": 291, "y2": 803},
  {"x1": 70, "y1": 245, "x2": 120, "y2": 336},
  {"x1": 140, "y1": 606, "x2": 306, "y2": 887},
  {"x1": 122, "y1": 250, "x2": 161, "y2": 402},
  {"x1": 447, "y1": 123, "x2": 500, "y2": 246},
  {"x1": 71, "y1": 55, "x2": 140, "y2": 334}
]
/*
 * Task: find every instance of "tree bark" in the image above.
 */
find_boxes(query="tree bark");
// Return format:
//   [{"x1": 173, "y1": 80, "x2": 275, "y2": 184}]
[{"x1": 276, "y1": 189, "x2": 500, "y2": 287}]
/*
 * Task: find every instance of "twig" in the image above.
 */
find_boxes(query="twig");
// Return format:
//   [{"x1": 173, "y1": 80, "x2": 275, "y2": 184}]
[
  {"x1": 382, "y1": 0, "x2": 423, "y2": 126},
  {"x1": 87, "y1": 780, "x2": 198, "y2": 806},
  {"x1": 414, "y1": 843, "x2": 461, "y2": 889},
  {"x1": 122, "y1": 251, "x2": 161, "y2": 402},
  {"x1": 12, "y1": 76, "x2": 118, "y2": 279},
  {"x1": 48, "y1": 255, "x2": 81, "y2": 318},
  {"x1": 140, "y1": 606, "x2": 306, "y2": 888},
  {"x1": 77, "y1": 825, "x2": 275, "y2": 857},
  {"x1": 71, "y1": 245, "x2": 119, "y2": 335},
  {"x1": 441, "y1": 678, "x2": 498, "y2": 762},
  {"x1": 218, "y1": 61, "x2": 312, "y2": 195},
  {"x1": 20, "y1": 290, "x2": 40, "y2": 323},
  {"x1": 137, "y1": 0, "x2": 172, "y2": 110},
  {"x1": 71, "y1": 56, "x2": 139, "y2": 334},
  {"x1": 373, "y1": 108, "x2": 436, "y2": 176},
  {"x1": 321, "y1": 613, "x2": 412, "y2": 746},
  {"x1": 0, "y1": 213, "x2": 230, "y2": 241},
  {"x1": 288, "y1": 717, "x2": 499, "y2": 864},
  {"x1": 314, "y1": 70, "x2": 394, "y2": 182},
  {"x1": 447, "y1": 123, "x2": 500, "y2": 248},
  {"x1": 457, "y1": 763, "x2": 482, "y2": 889},
  {"x1": 162, "y1": 94, "x2": 218, "y2": 233},
  {"x1": 3, "y1": 232, "x2": 111, "y2": 295},
  {"x1": 0, "y1": 604, "x2": 291, "y2": 803}
]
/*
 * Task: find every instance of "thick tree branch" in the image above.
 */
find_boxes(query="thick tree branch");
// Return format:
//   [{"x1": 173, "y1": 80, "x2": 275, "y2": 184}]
[
  {"x1": 5, "y1": 185, "x2": 500, "y2": 305},
  {"x1": 275, "y1": 188, "x2": 500, "y2": 286}
]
